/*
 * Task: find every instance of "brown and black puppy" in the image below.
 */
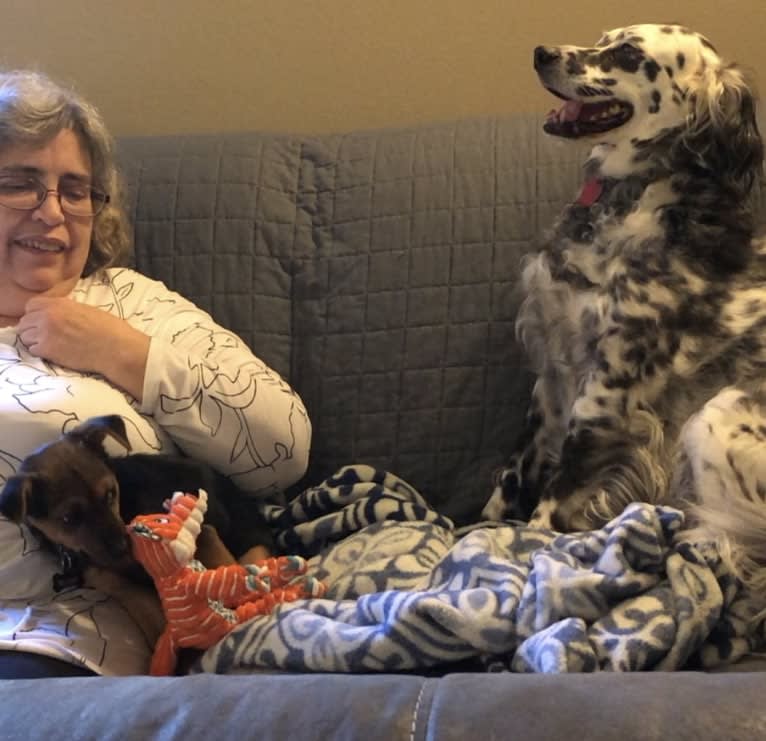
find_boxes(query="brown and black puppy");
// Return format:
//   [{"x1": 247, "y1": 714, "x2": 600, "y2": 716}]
[{"x1": 0, "y1": 415, "x2": 276, "y2": 585}]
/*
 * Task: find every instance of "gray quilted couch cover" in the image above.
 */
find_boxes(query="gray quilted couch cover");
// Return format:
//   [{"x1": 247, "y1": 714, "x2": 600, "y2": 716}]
[{"x1": 1, "y1": 115, "x2": 764, "y2": 740}]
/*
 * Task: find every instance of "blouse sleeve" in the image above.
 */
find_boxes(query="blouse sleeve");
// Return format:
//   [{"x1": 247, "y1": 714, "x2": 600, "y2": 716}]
[{"x1": 116, "y1": 271, "x2": 311, "y2": 496}]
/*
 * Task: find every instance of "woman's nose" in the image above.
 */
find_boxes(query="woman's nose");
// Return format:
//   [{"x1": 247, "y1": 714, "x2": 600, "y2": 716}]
[{"x1": 32, "y1": 190, "x2": 66, "y2": 224}]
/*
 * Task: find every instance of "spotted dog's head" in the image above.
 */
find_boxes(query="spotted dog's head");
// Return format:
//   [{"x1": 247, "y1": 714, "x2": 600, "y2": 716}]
[{"x1": 535, "y1": 23, "x2": 762, "y2": 189}]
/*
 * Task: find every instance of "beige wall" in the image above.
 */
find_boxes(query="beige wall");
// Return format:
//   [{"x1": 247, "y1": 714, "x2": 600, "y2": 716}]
[{"x1": 2, "y1": 1, "x2": 764, "y2": 136}]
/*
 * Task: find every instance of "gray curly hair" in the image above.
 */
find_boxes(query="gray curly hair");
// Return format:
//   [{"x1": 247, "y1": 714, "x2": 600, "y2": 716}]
[{"x1": 0, "y1": 70, "x2": 130, "y2": 274}]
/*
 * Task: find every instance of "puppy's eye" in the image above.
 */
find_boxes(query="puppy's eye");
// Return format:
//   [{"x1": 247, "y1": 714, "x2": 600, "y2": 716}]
[
  {"x1": 105, "y1": 489, "x2": 117, "y2": 504},
  {"x1": 61, "y1": 507, "x2": 83, "y2": 530}
]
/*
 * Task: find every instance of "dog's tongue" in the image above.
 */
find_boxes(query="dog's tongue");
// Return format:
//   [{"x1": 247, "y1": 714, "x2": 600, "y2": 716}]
[
  {"x1": 546, "y1": 99, "x2": 584, "y2": 125},
  {"x1": 560, "y1": 100, "x2": 583, "y2": 122}
]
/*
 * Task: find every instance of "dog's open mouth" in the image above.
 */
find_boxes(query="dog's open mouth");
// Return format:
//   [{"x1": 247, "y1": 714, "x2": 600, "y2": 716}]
[{"x1": 543, "y1": 96, "x2": 633, "y2": 138}]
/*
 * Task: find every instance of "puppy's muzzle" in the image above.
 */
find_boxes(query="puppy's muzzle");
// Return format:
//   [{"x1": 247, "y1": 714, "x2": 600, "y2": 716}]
[{"x1": 103, "y1": 532, "x2": 132, "y2": 562}]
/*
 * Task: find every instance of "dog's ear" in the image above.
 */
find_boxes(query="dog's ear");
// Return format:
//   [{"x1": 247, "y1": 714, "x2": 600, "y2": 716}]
[
  {"x1": 0, "y1": 474, "x2": 48, "y2": 522},
  {"x1": 678, "y1": 63, "x2": 764, "y2": 197},
  {"x1": 69, "y1": 415, "x2": 132, "y2": 455}
]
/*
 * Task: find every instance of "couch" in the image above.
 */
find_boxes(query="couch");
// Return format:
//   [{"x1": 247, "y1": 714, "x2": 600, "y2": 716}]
[{"x1": 1, "y1": 114, "x2": 766, "y2": 740}]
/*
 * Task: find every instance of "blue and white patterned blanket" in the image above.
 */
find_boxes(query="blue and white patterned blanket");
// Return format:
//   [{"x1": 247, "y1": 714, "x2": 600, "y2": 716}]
[{"x1": 196, "y1": 465, "x2": 764, "y2": 674}]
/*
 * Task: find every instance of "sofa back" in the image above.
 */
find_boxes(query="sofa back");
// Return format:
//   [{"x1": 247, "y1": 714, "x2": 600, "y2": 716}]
[{"x1": 116, "y1": 114, "x2": 766, "y2": 523}]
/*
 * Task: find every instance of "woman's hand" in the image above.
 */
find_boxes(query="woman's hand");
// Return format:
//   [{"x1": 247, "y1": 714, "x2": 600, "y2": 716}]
[{"x1": 18, "y1": 296, "x2": 151, "y2": 401}]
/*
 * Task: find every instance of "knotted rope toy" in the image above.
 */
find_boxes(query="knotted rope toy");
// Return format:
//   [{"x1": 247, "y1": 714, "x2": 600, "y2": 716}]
[{"x1": 127, "y1": 489, "x2": 325, "y2": 675}]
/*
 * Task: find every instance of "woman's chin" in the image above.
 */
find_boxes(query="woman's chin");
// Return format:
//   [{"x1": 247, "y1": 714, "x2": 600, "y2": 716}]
[
  {"x1": 3, "y1": 273, "x2": 79, "y2": 307},
  {"x1": 8, "y1": 247, "x2": 85, "y2": 296}
]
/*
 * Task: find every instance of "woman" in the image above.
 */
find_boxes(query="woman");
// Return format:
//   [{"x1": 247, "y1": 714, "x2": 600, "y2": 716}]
[{"x1": 0, "y1": 71, "x2": 312, "y2": 677}]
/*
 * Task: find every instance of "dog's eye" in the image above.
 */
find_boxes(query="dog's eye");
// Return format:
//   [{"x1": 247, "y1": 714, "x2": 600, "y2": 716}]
[
  {"x1": 105, "y1": 489, "x2": 117, "y2": 504},
  {"x1": 603, "y1": 42, "x2": 645, "y2": 73},
  {"x1": 615, "y1": 42, "x2": 645, "y2": 61},
  {"x1": 61, "y1": 507, "x2": 83, "y2": 530}
]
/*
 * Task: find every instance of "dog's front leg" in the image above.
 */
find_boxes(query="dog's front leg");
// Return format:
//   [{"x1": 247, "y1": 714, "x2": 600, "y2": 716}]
[
  {"x1": 533, "y1": 270, "x2": 683, "y2": 530},
  {"x1": 483, "y1": 254, "x2": 581, "y2": 522},
  {"x1": 483, "y1": 375, "x2": 567, "y2": 521},
  {"x1": 84, "y1": 566, "x2": 166, "y2": 649}
]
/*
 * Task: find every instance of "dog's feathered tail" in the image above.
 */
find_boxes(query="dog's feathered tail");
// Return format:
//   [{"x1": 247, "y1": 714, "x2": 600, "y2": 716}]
[
  {"x1": 686, "y1": 482, "x2": 766, "y2": 626},
  {"x1": 678, "y1": 388, "x2": 766, "y2": 615}
]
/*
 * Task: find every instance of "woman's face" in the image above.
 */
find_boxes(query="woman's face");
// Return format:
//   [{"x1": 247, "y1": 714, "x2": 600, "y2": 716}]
[{"x1": 0, "y1": 128, "x2": 94, "y2": 323}]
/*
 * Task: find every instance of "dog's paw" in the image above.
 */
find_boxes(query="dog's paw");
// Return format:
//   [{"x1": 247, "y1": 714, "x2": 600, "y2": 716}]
[
  {"x1": 527, "y1": 499, "x2": 556, "y2": 530},
  {"x1": 83, "y1": 565, "x2": 126, "y2": 596},
  {"x1": 484, "y1": 461, "x2": 544, "y2": 522},
  {"x1": 481, "y1": 485, "x2": 509, "y2": 521}
]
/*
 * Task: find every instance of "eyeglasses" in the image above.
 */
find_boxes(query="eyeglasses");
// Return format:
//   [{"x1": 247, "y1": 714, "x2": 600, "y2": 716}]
[{"x1": 0, "y1": 174, "x2": 110, "y2": 217}]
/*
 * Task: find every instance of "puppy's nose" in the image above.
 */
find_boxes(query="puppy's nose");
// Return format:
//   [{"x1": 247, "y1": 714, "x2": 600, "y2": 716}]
[{"x1": 534, "y1": 46, "x2": 561, "y2": 70}]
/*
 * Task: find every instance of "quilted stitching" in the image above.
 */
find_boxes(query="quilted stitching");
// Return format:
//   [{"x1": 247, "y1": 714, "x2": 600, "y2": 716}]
[{"x1": 116, "y1": 115, "x2": 766, "y2": 523}]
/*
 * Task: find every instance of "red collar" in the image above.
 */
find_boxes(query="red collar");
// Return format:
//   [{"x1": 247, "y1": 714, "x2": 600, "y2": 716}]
[{"x1": 576, "y1": 178, "x2": 604, "y2": 207}]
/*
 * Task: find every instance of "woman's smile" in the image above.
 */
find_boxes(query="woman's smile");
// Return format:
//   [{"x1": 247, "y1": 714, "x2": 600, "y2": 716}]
[{"x1": 13, "y1": 235, "x2": 68, "y2": 254}]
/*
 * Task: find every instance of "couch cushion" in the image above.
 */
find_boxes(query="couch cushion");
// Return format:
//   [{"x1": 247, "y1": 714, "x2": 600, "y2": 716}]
[
  {"x1": 2, "y1": 670, "x2": 766, "y2": 740},
  {"x1": 0, "y1": 673, "x2": 429, "y2": 740},
  {"x1": 426, "y1": 671, "x2": 766, "y2": 740}
]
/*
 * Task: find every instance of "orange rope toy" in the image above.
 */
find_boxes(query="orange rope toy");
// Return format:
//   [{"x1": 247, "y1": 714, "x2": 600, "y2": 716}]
[{"x1": 127, "y1": 489, "x2": 325, "y2": 676}]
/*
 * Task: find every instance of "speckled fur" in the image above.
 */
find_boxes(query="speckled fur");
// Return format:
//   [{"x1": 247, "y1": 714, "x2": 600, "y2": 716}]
[{"x1": 483, "y1": 24, "x2": 765, "y2": 534}]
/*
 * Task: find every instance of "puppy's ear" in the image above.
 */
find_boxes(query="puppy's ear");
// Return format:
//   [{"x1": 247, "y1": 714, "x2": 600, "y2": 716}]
[
  {"x1": 69, "y1": 415, "x2": 132, "y2": 455},
  {"x1": 679, "y1": 63, "x2": 764, "y2": 197},
  {"x1": 0, "y1": 474, "x2": 48, "y2": 522}
]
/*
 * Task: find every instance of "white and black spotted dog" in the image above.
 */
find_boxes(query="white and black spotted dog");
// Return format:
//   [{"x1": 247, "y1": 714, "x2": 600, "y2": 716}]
[{"x1": 483, "y1": 23, "x2": 766, "y2": 564}]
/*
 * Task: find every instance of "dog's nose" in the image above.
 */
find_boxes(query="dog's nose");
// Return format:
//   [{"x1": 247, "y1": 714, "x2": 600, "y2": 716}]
[{"x1": 534, "y1": 46, "x2": 561, "y2": 70}]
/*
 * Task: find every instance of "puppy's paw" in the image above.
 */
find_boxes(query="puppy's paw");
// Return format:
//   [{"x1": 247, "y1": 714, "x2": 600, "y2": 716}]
[
  {"x1": 83, "y1": 565, "x2": 126, "y2": 596},
  {"x1": 84, "y1": 565, "x2": 166, "y2": 647},
  {"x1": 196, "y1": 524, "x2": 236, "y2": 568}
]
